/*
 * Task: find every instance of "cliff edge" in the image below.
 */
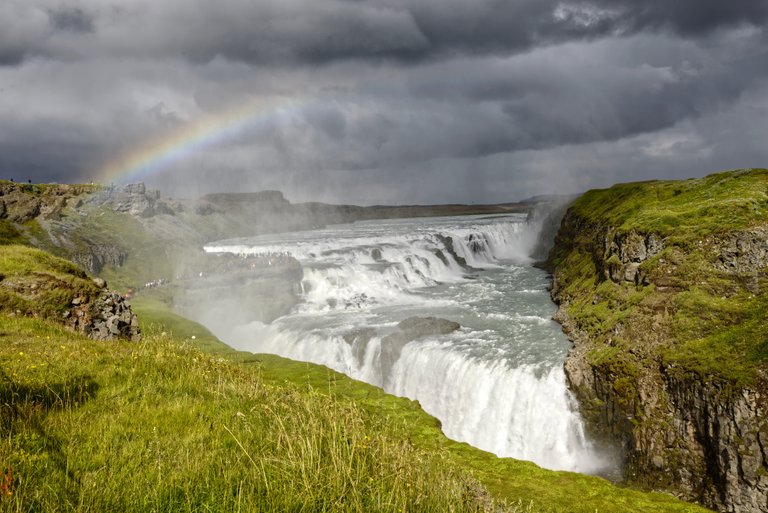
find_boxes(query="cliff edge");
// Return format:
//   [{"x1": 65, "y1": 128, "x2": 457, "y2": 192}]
[{"x1": 548, "y1": 169, "x2": 768, "y2": 513}]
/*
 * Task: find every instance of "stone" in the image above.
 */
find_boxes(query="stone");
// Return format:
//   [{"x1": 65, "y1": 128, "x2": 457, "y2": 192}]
[
  {"x1": 396, "y1": 316, "x2": 461, "y2": 337},
  {"x1": 106, "y1": 315, "x2": 121, "y2": 335},
  {"x1": 89, "y1": 182, "x2": 161, "y2": 218},
  {"x1": 64, "y1": 288, "x2": 142, "y2": 341}
]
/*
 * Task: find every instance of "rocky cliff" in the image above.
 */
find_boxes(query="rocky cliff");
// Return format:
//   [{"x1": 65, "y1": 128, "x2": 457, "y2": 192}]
[
  {"x1": 548, "y1": 169, "x2": 768, "y2": 513},
  {"x1": 0, "y1": 245, "x2": 140, "y2": 341}
]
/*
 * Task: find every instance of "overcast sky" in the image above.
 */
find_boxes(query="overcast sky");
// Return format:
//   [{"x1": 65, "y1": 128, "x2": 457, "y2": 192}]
[{"x1": 1, "y1": 0, "x2": 767, "y2": 204}]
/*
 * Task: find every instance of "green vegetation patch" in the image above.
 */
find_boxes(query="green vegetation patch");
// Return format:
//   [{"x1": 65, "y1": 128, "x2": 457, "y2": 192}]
[
  {"x1": 0, "y1": 245, "x2": 99, "y2": 320},
  {"x1": 665, "y1": 291, "x2": 768, "y2": 383},
  {"x1": 0, "y1": 221, "x2": 24, "y2": 246},
  {"x1": 570, "y1": 168, "x2": 768, "y2": 242},
  {"x1": 120, "y1": 297, "x2": 708, "y2": 513},
  {"x1": 1, "y1": 315, "x2": 491, "y2": 513},
  {"x1": 554, "y1": 169, "x2": 768, "y2": 385}
]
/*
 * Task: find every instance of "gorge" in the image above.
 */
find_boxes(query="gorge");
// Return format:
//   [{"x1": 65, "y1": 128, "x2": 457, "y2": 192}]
[{"x1": 2, "y1": 169, "x2": 766, "y2": 512}]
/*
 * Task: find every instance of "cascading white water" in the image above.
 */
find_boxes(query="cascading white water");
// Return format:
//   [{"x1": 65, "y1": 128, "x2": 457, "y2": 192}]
[{"x1": 203, "y1": 214, "x2": 609, "y2": 474}]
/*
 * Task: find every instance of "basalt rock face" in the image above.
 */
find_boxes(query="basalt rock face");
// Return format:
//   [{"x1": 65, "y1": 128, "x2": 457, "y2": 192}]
[
  {"x1": 602, "y1": 231, "x2": 664, "y2": 285},
  {"x1": 548, "y1": 174, "x2": 768, "y2": 513},
  {"x1": 0, "y1": 182, "x2": 97, "y2": 223},
  {"x1": 71, "y1": 245, "x2": 128, "y2": 275},
  {"x1": 68, "y1": 288, "x2": 141, "y2": 341},
  {"x1": 90, "y1": 182, "x2": 174, "y2": 218}
]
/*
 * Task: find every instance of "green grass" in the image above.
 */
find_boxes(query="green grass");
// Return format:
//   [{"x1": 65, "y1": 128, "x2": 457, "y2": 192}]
[
  {"x1": 0, "y1": 245, "x2": 99, "y2": 320},
  {"x1": 552, "y1": 168, "x2": 768, "y2": 385},
  {"x1": 0, "y1": 316, "x2": 493, "y2": 513},
  {"x1": 0, "y1": 312, "x2": 711, "y2": 513},
  {"x1": 570, "y1": 168, "x2": 768, "y2": 242},
  {"x1": 0, "y1": 222, "x2": 25, "y2": 246},
  {"x1": 665, "y1": 291, "x2": 768, "y2": 383}
]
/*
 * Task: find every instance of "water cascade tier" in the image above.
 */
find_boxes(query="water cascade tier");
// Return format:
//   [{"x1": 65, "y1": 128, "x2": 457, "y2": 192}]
[{"x1": 203, "y1": 214, "x2": 608, "y2": 473}]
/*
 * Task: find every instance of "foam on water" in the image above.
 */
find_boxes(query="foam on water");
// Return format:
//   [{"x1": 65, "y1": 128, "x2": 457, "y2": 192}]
[{"x1": 203, "y1": 214, "x2": 609, "y2": 473}]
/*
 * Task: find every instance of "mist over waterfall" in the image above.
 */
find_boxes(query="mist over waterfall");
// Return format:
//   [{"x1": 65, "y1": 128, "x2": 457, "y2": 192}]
[{"x1": 203, "y1": 214, "x2": 609, "y2": 474}]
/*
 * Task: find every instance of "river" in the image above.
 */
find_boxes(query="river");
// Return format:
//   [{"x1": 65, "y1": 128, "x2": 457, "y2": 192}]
[{"x1": 204, "y1": 213, "x2": 608, "y2": 474}]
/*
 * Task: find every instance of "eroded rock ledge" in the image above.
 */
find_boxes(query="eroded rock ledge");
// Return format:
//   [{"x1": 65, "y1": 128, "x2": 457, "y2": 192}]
[{"x1": 547, "y1": 170, "x2": 768, "y2": 513}]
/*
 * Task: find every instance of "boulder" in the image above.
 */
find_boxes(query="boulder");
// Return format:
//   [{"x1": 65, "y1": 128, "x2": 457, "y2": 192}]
[
  {"x1": 77, "y1": 290, "x2": 141, "y2": 341},
  {"x1": 396, "y1": 316, "x2": 461, "y2": 337},
  {"x1": 379, "y1": 316, "x2": 461, "y2": 375}
]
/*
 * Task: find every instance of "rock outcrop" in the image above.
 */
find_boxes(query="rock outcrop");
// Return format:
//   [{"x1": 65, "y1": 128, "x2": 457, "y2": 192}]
[
  {"x1": 71, "y1": 245, "x2": 129, "y2": 275},
  {"x1": 68, "y1": 287, "x2": 141, "y2": 341},
  {"x1": 90, "y1": 182, "x2": 174, "y2": 218},
  {"x1": 602, "y1": 231, "x2": 664, "y2": 285},
  {"x1": 548, "y1": 170, "x2": 768, "y2": 513},
  {"x1": 0, "y1": 182, "x2": 97, "y2": 223},
  {"x1": 0, "y1": 245, "x2": 141, "y2": 342}
]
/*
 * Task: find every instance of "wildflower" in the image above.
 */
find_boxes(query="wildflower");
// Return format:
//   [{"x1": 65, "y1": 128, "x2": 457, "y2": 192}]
[{"x1": 1, "y1": 467, "x2": 13, "y2": 497}]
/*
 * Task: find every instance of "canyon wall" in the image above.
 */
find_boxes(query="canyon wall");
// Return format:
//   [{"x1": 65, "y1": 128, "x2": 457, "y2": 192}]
[{"x1": 548, "y1": 169, "x2": 768, "y2": 512}]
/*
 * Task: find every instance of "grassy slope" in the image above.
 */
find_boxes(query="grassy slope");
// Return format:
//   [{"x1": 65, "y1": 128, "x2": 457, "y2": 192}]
[
  {"x1": 0, "y1": 308, "x2": 711, "y2": 513},
  {"x1": 551, "y1": 168, "x2": 768, "y2": 386},
  {"x1": 0, "y1": 210, "x2": 714, "y2": 511},
  {"x1": 129, "y1": 297, "x2": 709, "y2": 513},
  {"x1": 0, "y1": 245, "x2": 99, "y2": 320},
  {"x1": 1, "y1": 316, "x2": 492, "y2": 513}
]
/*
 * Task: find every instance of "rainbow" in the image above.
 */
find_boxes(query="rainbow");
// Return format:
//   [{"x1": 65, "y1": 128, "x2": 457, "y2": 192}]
[{"x1": 97, "y1": 95, "x2": 297, "y2": 185}]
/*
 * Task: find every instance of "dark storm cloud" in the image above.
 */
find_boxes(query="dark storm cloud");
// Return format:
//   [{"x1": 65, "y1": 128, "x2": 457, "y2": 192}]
[
  {"x1": 585, "y1": 0, "x2": 768, "y2": 37},
  {"x1": 114, "y1": 0, "x2": 766, "y2": 66},
  {"x1": 48, "y1": 6, "x2": 94, "y2": 33},
  {"x1": 3, "y1": 0, "x2": 767, "y2": 68},
  {"x1": 0, "y1": 0, "x2": 767, "y2": 203},
  {"x1": 304, "y1": 33, "x2": 766, "y2": 166},
  {"x1": 119, "y1": 0, "x2": 768, "y2": 65},
  {"x1": 0, "y1": 120, "x2": 105, "y2": 183},
  {"x1": 402, "y1": 0, "x2": 768, "y2": 61}
]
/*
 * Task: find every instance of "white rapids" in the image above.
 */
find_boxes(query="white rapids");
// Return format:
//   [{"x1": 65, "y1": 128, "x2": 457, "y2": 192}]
[{"x1": 203, "y1": 214, "x2": 609, "y2": 473}]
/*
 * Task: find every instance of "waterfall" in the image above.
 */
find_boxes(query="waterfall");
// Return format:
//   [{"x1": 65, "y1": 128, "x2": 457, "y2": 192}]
[{"x1": 202, "y1": 215, "x2": 608, "y2": 474}]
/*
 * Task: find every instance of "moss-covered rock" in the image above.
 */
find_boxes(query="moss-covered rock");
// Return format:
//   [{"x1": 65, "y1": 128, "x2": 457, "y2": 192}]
[
  {"x1": 0, "y1": 245, "x2": 140, "y2": 341},
  {"x1": 548, "y1": 168, "x2": 768, "y2": 513}
]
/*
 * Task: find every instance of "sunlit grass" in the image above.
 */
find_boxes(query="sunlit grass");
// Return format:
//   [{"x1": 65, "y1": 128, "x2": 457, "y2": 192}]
[
  {"x1": 0, "y1": 311, "x2": 711, "y2": 513},
  {"x1": 0, "y1": 315, "x2": 492, "y2": 512},
  {"x1": 0, "y1": 208, "x2": 716, "y2": 513}
]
